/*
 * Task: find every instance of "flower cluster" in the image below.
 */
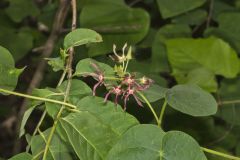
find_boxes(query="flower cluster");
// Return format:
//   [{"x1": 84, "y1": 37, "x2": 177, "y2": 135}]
[{"x1": 85, "y1": 44, "x2": 154, "y2": 110}]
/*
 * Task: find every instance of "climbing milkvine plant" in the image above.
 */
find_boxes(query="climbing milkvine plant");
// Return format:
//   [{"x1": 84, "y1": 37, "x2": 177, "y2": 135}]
[{"x1": 1, "y1": 28, "x2": 239, "y2": 160}]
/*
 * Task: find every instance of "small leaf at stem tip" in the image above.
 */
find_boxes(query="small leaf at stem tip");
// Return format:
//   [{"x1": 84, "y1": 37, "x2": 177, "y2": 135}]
[{"x1": 63, "y1": 28, "x2": 102, "y2": 50}]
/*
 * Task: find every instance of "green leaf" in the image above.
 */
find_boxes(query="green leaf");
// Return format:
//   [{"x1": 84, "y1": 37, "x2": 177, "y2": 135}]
[
  {"x1": 80, "y1": 2, "x2": 150, "y2": 56},
  {"x1": 46, "y1": 57, "x2": 65, "y2": 72},
  {"x1": 5, "y1": 0, "x2": 40, "y2": 22},
  {"x1": 63, "y1": 28, "x2": 102, "y2": 50},
  {"x1": 58, "y1": 79, "x2": 92, "y2": 97},
  {"x1": 0, "y1": 46, "x2": 23, "y2": 93},
  {"x1": 45, "y1": 79, "x2": 92, "y2": 117},
  {"x1": 0, "y1": 30, "x2": 34, "y2": 61},
  {"x1": 71, "y1": 96, "x2": 139, "y2": 135},
  {"x1": 151, "y1": 24, "x2": 191, "y2": 73},
  {"x1": 107, "y1": 124, "x2": 207, "y2": 160},
  {"x1": 165, "y1": 36, "x2": 239, "y2": 90},
  {"x1": 175, "y1": 67, "x2": 218, "y2": 92},
  {"x1": 172, "y1": 9, "x2": 207, "y2": 25},
  {"x1": 9, "y1": 153, "x2": 32, "y2": 160},
  {"x1": 208, "y1": 12, "x2": 240, "y2": 54},
  {"x1": 31, "y1": 128, "x2": 72, "y2": 160},
  {"x1": 166, "y1": 84, "x2": 218, "y2": 116},
  {"x1": 74, "y1": 58, "x2": 114, "y2": 77},
  {"x1": 60, "y1": 112, "x2": 120, "y2": 160},
  {"x1": 139, "y1": 84, "x2": 168, "y2": 103},
  {"x1": 19, "y1": 105, "x2": 37, "y2": 137},
  {"x1": 156, "y1": 0, "x2": 206, "y2": 18}
]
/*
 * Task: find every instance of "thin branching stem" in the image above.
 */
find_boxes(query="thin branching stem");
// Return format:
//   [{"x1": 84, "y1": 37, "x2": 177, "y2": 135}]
[
  {"x1": 0, "y1": 88, "x2": 76, "y2": 109},
  {"x1": 42, "y1": 0, "x2": 77, "y2": 159},
  {"x1": 219, "y1": 100, "x2": 240, "y2": 105},
  {"x1": 158, "y1": 100, "x2": 167, "y2": 127},
  {"x1": 137, "y1": 91, "x2": 159, "y2": 125},
  {"x1": 201, "y1": 147, "x2": 240, "y2": 160}
]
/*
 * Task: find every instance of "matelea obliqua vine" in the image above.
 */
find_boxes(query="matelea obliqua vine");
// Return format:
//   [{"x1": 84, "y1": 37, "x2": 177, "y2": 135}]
[{"x1": 81, "y1": 43, "x2": 153, "y2": 110}]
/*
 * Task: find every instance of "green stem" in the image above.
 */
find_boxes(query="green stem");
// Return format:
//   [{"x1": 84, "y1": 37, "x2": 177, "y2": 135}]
[
  {"x1": 104, "y1": 77, "x2": 123, "y2": 81},
  {"x1": 124, "y1": 60, "x2": 129, "y2": 73},
  {"x1": 219, "y1": 100, "x2": 240, "y2": 105},
  {"x1": 201, "y1": 147, "x2": 240, "y2": 160},
  {"x1": 137, "y1": 91, "x2": 159, "y2": 125},
  {"x1": 26, "y1": 110, "x2": 47, "y2": 152},
  {"x1": 42, "y1": 106, "x2": 65, "y2": 160},
  {"x1": 33, "y1": 150, "x2": 44, "y2": 160},
  {"x1": 0, "y1": 88, "x2": 76, "y2": 109},
  {"x1": 158, "y1": 100, "x2": 167, "y2": 127}
]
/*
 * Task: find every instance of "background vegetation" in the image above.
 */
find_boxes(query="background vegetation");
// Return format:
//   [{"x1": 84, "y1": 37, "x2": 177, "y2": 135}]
[{"x1": 0, "y1": 0, "x2": 240, "y2": 159}]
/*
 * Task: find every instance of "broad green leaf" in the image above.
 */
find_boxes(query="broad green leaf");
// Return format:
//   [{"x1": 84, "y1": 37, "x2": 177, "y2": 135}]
[
  {"x1": 0, "y1": 30, "x2": 34, "y2": 61},
  {"x1": 19, "y1": 105, "x2": 37, "y2": 138},
  {"x1": 216, "y1": 78, "x2": 240, "y2": 125},
  {"x1": 172, "y1": 9, "x2": 207, "y2": 25},
  {"x1": 139, "y1": 84, "x2": 168, "y2": 103},
  {"x1": 207, "y1": 12, "x2": 240, "y2": 54},
  {"x1": 151, "y1": 24, "x2": 191, "y2": 73},
  {"x1": 45, "y1": 79, "x2": 92, "y2": 117},
  {"x1": 31, "y1": 128, "x2": 72, "y2": 160},
  {"x1": 63, "y1": 28, "x2": 102, "y2": 50},
  {"x1": 60, "y1": 111, "x2": 120, "y2": 160},
  {"x1": 166, "y1": 84, "x2": 218, "y2": 116},
  {"x1": 80, "y1": 2, "x2": 150, "y2": 56},
  {"x1": 9, "y1": 153, "x2": 32, "y2": 160},
  {"x1": 74, "y1": 58, "x2": 114, "y2": 77},
  {"x1": 0, "y1": 46, "x2": 23, "y2": 93},
  {"x1": 5, "y1": 0, "x2": 40, "y2": 22},
  {"x1": 161, "y1": 131, "x2": 207, "y2": 160},
  {"x1": 156, "y1": 0, "x2": 206, "y2": 18},
  {"x1": 31, "y1": 88, "x2": 60, "y2": 106},
  {"x1": 166, "y1": 37, "x2": 239, "y2": 83},
  {"x1": 175, "y1": 67, "x2": 218, "y2": 92},
  {"x1": 58, "y1": 79, "x2": 92, "y2": 97},
  {"x1": 107, "y1": 124, "x2": 207, "y2": 160},
  {"x1": 71, "y1": 96, "x2": 139, "y2": 135}
]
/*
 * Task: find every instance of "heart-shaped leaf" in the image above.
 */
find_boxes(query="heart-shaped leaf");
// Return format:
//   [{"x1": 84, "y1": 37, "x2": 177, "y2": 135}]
[
  {"x1": 165, "y1": 84, "x2": 218, "y2": 116},
  {"x1": 107, "y1": 124, "x2": 207, "y2": 160}
]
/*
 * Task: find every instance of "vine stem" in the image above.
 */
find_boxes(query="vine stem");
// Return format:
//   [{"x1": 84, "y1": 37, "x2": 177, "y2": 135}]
[
  {"x1": 137, "y1": 91, "x2": 159, "y2": 125},
  {"x1": 42, "y1": 0, "x2": 77, "y2": 159},
  {"x1": 219, "y1": 100, "x2": 240, "y2": 105},
  {"x1": 26, "y1": 109, "x2": 47, "y2": 152},
  {"x1": 158, "y1": 100, "x2": 167, "y2": 127},
  {"x1": 0, "y1": 88, "x2": 76, "y2": 109},
  {"x1": 201, "y1": 147, "x2": 240, "y2": 160}
]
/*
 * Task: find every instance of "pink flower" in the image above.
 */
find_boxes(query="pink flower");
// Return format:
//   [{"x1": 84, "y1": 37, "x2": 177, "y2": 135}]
[
  {"x1": 82, "y1": 62, "x2": 105, "y2": 96},
  {"x1": 123, "y1": 87, "x2": 143, "y2": 110},
  {"x1": 104, "y1": 86, "x2": 122, "y2": 105}
]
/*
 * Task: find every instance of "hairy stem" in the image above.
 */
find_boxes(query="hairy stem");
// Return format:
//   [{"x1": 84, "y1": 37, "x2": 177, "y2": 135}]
[
  {"x1": 0, "y1": 88, "x2": 76, "y2": 109},
  {"x1": 137, "y1": 91, "x2": 159, "y2": 125},
  {"x1": 158, "y1": 100, "x2": 167, "y2": 127},
  {"x1": 42, "y1": 0, "x2": 77, "y2": 159},
  {"x1": 201, "y1": 147, "x2": 240, "y2": 160}
]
